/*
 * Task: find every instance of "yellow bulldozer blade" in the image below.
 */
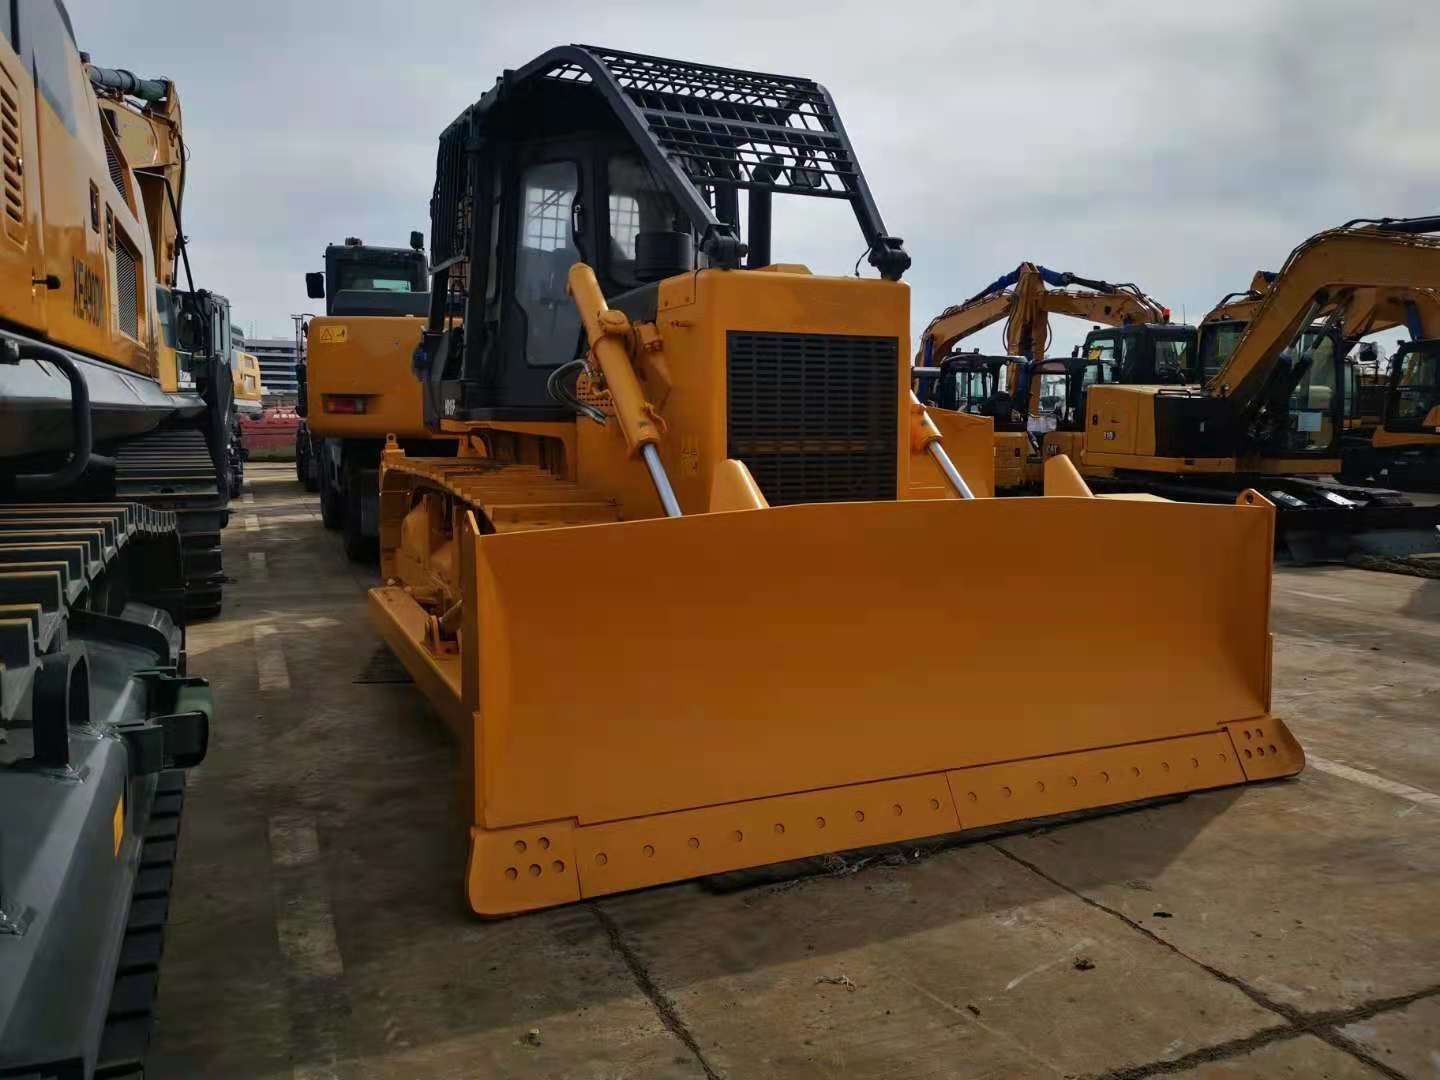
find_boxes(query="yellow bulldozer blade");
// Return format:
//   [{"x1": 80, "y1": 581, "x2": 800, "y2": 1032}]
[{"x1": 370, "y1": 477, "x2": 1302, "y2": 916}]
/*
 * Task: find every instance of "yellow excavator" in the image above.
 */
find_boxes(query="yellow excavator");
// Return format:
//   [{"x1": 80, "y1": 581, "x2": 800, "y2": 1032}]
[
  {"x1": 914, "y1": 264, "x2": 1176, "y2": 489},
  {"x1": 1081, "y1": 217, "x2": 1440, "y2": 561},
  {"x1": 1197, "y1": 274, "x2": 1440, "y2": 494},
  {"x1": 369, "y1": 45, "x2": 1301, "y2": 917},
  {"x1": 1334, "y1": 288, "x2": 1440, "y2": 490},
  {"x1": 0, "y1": 5, "x2": 214, "y2": 1075}
]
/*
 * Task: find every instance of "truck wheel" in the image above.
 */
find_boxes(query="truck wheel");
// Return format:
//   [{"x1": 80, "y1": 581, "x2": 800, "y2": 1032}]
[
  {"x1": 342, "y1": 464, "x2": 377, "y2": 563},
  {"x1": 319, "y1": 459, "x2": 344, "y2": 530}
]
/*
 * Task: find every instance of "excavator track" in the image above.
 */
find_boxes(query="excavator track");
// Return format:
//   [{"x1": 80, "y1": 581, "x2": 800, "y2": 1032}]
[
  {"x1": 0, "y1": 502, "x2": 210, "y2": 1078},
  {"x1": 114, "y1": 428, "x2": 227, "y2": 620}
]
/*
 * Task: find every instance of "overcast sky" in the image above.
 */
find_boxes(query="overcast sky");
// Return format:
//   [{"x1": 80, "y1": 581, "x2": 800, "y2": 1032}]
[{"x1": 71, "y1": 0, "x2": 1438, "y2": 357}]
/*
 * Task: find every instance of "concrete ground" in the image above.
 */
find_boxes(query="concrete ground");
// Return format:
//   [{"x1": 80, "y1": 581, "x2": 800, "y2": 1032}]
[{"x1": 149, "y1": 463, "x2": 1440, "y2": 1080}]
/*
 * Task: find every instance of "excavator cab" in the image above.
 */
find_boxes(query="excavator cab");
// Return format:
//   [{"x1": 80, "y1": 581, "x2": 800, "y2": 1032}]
[
  {"x1": 1083, "y1": 323, "x2": 1198, "y2": 384},
  {"x1": 915, "y1": 352, "x2": 1025, "y2": 430},
  {"x1": 1384, "y1": 340, "x2": 1440, "y2": 434},
  {"x1": 1197, "y1": 318, "x2": 1344, "y2": 456}
]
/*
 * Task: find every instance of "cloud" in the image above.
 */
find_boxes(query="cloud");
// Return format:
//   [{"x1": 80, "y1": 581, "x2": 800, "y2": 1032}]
[{"x1": 69, "y1": 0, "x2": 1438, "y2": 357}]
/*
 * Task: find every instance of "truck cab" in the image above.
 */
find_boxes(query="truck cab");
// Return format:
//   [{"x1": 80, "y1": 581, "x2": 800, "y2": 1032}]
[{"x1": 297, "y1": 236, "x2": 436, "y2": 559}]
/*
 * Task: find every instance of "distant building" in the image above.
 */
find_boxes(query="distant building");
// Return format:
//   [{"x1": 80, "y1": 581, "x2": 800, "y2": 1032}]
[{"x1": 248, "y1": 337, "x2": 300, "y2": 402}]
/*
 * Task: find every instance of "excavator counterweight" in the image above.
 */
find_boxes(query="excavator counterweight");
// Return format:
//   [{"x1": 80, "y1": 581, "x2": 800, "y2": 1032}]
[{"x1": 370, "y1": 45, "x2": 1302, "y2": 916}]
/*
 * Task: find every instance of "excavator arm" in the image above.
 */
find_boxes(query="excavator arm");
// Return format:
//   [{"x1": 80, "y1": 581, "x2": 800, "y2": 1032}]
[
  {"x1": 916, "y1": 290, "x2": 1015, "y2": 365},
  {"x1": 91, "y1": 67, "x2": 187, "y2": 290},
  {"x1": 1208, "y1": 222, "x2": 1440, "y2": 414},
  {"x1": 917, "y1": 262, "x2": 1168, "y2": 365},
  {"x1": 1339, "y1": 287, "x2": 1440, "y2": 341}
]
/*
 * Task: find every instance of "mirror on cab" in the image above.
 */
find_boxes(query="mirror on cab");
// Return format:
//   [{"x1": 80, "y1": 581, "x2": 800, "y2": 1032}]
[
  {"x1": 305, "y1": 271, "x2": 325, "y2": 299},
  {"x1": 409, "y1": 231, "x2": 425, "y2": 252}
]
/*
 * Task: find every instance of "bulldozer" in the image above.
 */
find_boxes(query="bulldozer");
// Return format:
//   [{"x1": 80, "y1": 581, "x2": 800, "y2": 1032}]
[
  {"x1": 0, "y1": 5, "x2": 214, "y2": 1076},
  {"x1": 297, "y1": 235, "x2": 452, "y2": 558},
  {"x1": 1078, "y1": 218, "x2": 1440, "y2": 562},
  {"x1": 372, "y1": 45, "x2": 1302, "y2": 917},
  {"x1": 915, "y1": 263, "x2": 1177, "y2": 489}
]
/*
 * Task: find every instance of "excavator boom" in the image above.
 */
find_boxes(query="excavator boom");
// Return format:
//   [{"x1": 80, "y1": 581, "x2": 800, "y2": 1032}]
[{"x1": 918, "y1": 262, "x2": 1168, "y2": 365}]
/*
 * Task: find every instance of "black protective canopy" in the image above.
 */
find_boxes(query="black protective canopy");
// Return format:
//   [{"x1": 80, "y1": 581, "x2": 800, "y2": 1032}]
[{"x1": 430, "y1": 44, "x2": 909, "y2": 280}]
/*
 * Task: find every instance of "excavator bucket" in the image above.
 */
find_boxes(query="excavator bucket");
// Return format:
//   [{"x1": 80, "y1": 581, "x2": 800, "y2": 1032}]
[{"x1": 371, "y1": 463, "x2": 1301, "y2": 915}]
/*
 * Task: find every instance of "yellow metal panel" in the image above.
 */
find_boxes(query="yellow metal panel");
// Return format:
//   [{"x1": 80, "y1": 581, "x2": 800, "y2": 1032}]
[
  {"x1": 305, "y1": 315, "x2": 432, "y2": 439},
  {"x1": 989, "y1": 430, "x2": 1028, "y2": 490},
  {"x1": 916, "y1": 407, "x2": 993, "y2": 498},
  {"x1": 448, "y1": 727, "x2": 1293, "y2": 912},
  {"x1": 1372, "y1": 426, "x2": 1440, "y2": 448},
  {"x1": 574, "y1": 773, "x2": 959, "y2": 898},
  {"x1": 466, "y1": 494, "x2": 1274, "y2": 829},
  {"x1": 112, "y1": 793, "x2": 124, "y2": 857},
  {"x1": 368, "y1": 586, "x2": 466, "y2": 735},
  {"x1": 0, "y1": 47, "x2": 45, "y2": 334},
  {"x1": 1225, "y1": 718, "x2": 1305, "y2": 781},
  {"x1": 467, "y1": 821, "x2": 581, "y2": 916},
  {"x1": 575, "y1": 269, "x2": 911, "y2": 516},
  {"x1": 946, "y1": 732, "x2": 1246, "y2": 829},
  {"x1": 1087, "y1": 385, "x2": 1142, "y2": 455},
  {"x1": 33, "y1": 58, "x2": 155, "y2": 376}
]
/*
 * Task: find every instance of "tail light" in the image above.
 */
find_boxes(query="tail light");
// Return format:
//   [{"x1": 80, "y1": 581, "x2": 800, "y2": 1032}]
[{"x1": 323, "y1": 395, "x2": 368, "y2": 414}]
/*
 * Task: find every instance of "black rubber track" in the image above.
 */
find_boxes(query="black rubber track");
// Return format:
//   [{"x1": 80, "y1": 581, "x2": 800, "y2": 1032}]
[{"x1": 94, "y1": 770, "x2": 190, "y2": 1080}]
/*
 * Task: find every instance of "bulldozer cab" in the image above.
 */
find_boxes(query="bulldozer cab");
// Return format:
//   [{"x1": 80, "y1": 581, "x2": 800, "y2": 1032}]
[
  {"x1": 306, "y1": 238, "x2": 428, "y2": 318},
  {"x1": 416, "y1": 45, "x2": 909, "y2": 428},
  {"x1": 1082, "y1": 323, "x2": 1197, "y2": 384}
]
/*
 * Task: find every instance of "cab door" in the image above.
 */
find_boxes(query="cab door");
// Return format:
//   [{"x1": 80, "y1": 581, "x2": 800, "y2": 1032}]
[{"x1": 0, "y1": 12, "x2": 46, "y2": 332}]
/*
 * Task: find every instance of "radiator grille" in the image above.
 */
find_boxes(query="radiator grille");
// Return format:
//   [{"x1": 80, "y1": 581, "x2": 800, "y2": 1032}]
[
  {"x1": 104, "y1": 137, "x2": 127, "y2": 198},
  {"x1": 0, "y1": 71, "x2": 23, "y2": 234},
  {"x1": 727, "y1": 331, "x2": 898, "y2": 505},
  {"x1": 114, "y1": 237, "x2": 138, "y2": 339}
]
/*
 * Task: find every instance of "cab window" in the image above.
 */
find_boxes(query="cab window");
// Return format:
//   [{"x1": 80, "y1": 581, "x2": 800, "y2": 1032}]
[
  {"x1": 1037, "y1": 372, "x2": 1070, "y2": 419},
  {"x1": 1199, "y1": 323, "x2": 1244, "y2": 381},
  {"x1": 606, "y1": 153, "x2": 684, "y2": 288},
  {"x1": 1080, "y1": 360, "x2": 1116, "y2": 387},
  {"x1": 1085, "y1": 335, "x2": 1116, "y2": 363},
  {"x1": 514, "y1": 160, "x2": 581, "y2": 367},
  {"x1": 1280, "y1": 332, "x2": 1338, "y2": 452},
  {"x1": 337, "y1": 266, "x2": 419, "y2": 292},
  {"x1": 1393, "y1": 347, "x2": 1440, "y2": 421},
  {"x1": 154, "y1": 286, "x2": 177, "y2": 349},
  {"x1": 1153, "y1": 336, "x2": 1193, "y2": 382}
]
